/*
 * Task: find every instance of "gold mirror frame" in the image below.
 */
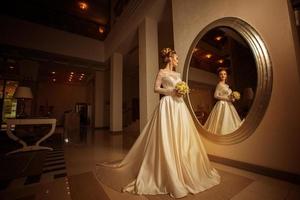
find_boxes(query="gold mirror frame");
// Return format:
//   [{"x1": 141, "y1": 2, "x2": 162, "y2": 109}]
[{"x1": 183, "y1": 17, "x2": 272, "y2": 144}]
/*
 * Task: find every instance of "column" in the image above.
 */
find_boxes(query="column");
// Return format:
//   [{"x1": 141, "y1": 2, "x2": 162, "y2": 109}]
[
  {"x1": 94, "y1": 71, "x2": 105, "y2": 128},
  {"x1": 110, "y1": 53, "x2": 123, "y2": 132},
  {"x1": 138, "y1": 17, "x2": 159, "y2": 130}
]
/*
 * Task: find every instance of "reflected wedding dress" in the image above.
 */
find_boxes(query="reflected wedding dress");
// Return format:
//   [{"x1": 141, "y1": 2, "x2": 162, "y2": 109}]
[
  {"x1": 204, "y1": 82, "x2": 242, "y2": 135},
  {"x1": 96, "y1": 70, "x2": 220, "y2": 198}
]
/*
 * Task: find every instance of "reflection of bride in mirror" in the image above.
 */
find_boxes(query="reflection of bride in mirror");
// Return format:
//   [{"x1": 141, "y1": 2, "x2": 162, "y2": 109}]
[{"x1": 204, "y1": 67, "x2": 242, "y2": 135}]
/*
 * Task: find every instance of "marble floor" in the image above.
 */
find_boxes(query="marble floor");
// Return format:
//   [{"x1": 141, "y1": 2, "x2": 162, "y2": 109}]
[{"x1": 0, "y1": 128, "x2": 299, "y2": 200}]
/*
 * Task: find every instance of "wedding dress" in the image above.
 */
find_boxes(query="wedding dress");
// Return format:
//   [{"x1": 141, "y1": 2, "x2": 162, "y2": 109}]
[
  {"x1": 96, "y1": 70, "x2": 220, "y2": 198},
  {"x1": 204, "y1": 82, "x2": 242, "y2": 135}
]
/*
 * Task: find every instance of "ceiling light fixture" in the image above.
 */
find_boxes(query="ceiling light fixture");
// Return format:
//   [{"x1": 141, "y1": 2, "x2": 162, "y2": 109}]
[
  {"x1": 215, "y1": 36, "x2": 222, "y2": 41},
  {"x1": 205, "y1": 54, "x2": 212, "y2": 59},
  {"x1": 51, "y1": 71, "x2": 56, "y2": 74},
  {"x1": 98, "y1": 26, "x2": 105, "y2": 34},
  {"x1": 78, "y1": 1, "x2": 88, "y2": 11},
  {"x1": 218, "y1": 59, "x2": 224, "y2": 64}
]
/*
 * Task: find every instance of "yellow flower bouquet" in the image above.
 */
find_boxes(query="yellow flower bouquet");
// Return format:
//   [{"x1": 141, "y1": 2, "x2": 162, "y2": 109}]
[
  {"x1": 231, "y1": 91, "x2": 241, "y2": 100},
  {"x1": 175, "y1": 81, "x2": 190, "y2": 96}
]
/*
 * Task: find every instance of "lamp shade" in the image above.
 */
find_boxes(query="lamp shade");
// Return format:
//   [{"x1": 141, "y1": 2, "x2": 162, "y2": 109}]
[{"x1": 14, "y1": 86, "x2": 33, "y2": 99}]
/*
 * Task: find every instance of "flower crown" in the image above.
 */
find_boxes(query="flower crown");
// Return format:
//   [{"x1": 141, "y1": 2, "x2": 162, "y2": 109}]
[{"x1": 160, "y1": 48, "x2": 173, "y2": 58}]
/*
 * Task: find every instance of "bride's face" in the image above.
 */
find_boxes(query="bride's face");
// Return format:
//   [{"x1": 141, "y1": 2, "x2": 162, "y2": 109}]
[
  {"x1": 171, "y1": 54, "x2": 179, "y2": 66},
  {"x1": 219, "y1": 70, "x2": 227, "y2": 81}
]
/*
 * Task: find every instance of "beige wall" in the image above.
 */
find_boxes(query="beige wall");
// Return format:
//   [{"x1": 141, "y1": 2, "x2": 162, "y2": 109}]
[
  {"x1": 172, "y1": 0, "x2": 300, "y2": 174},
  {"x1": 37, "y1": 82, "x2": 88, "y2": 125},
  {"x1": 0, "y1": 15, "x2": 105, "y2": 62},
  {"x1": 189, "y1": 67, "x2": 218, "y2": 86}
]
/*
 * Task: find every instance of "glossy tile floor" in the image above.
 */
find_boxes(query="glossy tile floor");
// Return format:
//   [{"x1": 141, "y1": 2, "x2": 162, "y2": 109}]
[{"x1": 1, "y1": 128, "x2": 299, "y2": 199}]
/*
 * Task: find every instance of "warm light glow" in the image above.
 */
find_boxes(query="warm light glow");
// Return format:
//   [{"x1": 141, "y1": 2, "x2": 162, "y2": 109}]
[
  {"x1": 192, "y1": 48, "x2": 199, "y2": 53},
  {"x1": 70, "y1": 72, "x2": 74, "y2": 75},
  {"x1": 78, "y1": 1, "x2": 88, "y2": 11},
  {"x1": 51, "y1": 71, "x2": 56, "y2": 74},
  {"x1": 205, "y1": 54, "x2": 212, "y2": 59},
  {"x1": 52, "y1": 78, "x2": 56, "y2": 82},
  {"x1": 98, "y1": 26, "x2": 105, "y2": 34},
  {"x1": 215, "y1": 36, "x2": 222, "y2": 41},
  {"x1": 9, "y1": 66, "x2": 14, "y2": 69},
  {"x1": 81, "y1": 73, "x2": 85, "y2": 76},
  {"x1": 218, "y1": 59, "x2": 224, "y2": 64}
]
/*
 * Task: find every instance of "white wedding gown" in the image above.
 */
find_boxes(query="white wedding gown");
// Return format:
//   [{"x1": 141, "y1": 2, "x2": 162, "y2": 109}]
[
  {"x1": 96, "y1": 70, "x2": 220, "y2": 198},
  {"x1": 204, "y1": 82, "x2": 242, "y2": 135}
]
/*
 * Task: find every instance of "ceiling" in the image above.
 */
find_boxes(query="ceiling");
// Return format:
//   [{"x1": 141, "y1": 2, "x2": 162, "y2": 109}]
[
  {"x1": 0, "y1": 57, "x2": 94, "y2": 85},
  {"x1": 0, "y1": 0, "x2": 111, "y2": 41},
  {"x1": 190, "y1": 27, "x2": 251, "y2": 74}
]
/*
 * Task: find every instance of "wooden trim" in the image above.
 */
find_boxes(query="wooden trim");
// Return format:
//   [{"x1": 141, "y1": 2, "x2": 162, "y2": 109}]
[
  {"x1": 94, "y1": 127, "x2": 109, "y2": 130},
  {"x1": 208, "y1": 154, "x2": 300, "y2": 184}
]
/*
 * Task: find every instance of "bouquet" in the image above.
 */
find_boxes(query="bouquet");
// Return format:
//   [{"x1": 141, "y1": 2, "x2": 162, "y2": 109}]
[
  {"x1": 175, "y1": 81, "x2": 190, "y2": 96},
  {"x1": 231, "y1": 91, "x2": 241, "y2": 101}
]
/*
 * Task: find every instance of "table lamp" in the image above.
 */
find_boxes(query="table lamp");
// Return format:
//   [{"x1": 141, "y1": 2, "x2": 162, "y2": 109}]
[{"x1": 14, "y1": 86, "x2": 33, "y2": 118}]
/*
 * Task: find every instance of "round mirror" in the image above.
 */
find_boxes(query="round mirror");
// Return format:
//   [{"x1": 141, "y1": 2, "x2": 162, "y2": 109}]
[{"x1": 183, "y1": 18, "x2": 272, "y2": 144}]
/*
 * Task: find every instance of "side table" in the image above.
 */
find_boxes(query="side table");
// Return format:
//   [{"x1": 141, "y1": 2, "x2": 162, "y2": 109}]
[{"x1": 5, "y1": 118, "x2": 56, "y2": 155}]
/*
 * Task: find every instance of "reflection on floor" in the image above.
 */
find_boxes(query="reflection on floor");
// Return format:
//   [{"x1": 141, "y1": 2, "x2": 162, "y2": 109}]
[{"x1": 0, "y1": 128, "x2": 299, "y2": 200}]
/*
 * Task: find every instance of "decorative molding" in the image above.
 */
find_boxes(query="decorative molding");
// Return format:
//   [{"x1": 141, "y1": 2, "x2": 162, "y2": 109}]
[{"x1": 183, "y1": 17, "x2": 273, "y2": 144}]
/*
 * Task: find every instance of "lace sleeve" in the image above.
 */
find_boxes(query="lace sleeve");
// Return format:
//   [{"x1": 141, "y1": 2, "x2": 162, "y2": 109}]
[
  {"x1": 154, "y1": 70, "x2": 175, "y2": 96},
  {"x1": 214, "y1": 83, "x2": 230, "y2": 101}
]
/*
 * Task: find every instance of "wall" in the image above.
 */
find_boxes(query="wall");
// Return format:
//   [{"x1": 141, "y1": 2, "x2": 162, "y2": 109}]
[
  {"x1": 172, "y1": 0, "x2": 300, "y2": 174},
  {"x1": 37, "y1": 82, "x2": 88, "y2": 125},
  {"x1": 0, "y1": 15, "x2": 105, "y2": 62},
  {"x1": 104, "y1": 0, "x2": 171, "y2": 59},
  {"x1": 189, "y1": 67, "x2": 218, "y2": 86}
]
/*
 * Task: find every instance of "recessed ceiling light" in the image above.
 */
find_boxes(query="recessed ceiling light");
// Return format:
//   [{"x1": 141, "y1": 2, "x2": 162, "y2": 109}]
[
  {"x1": 215, "y1": 36, "x2": 222, "y2": 41},
  {"x1": 78, "y1": 1, "x2": 88, "y2": 11},
  {"x1": 98, "y1": 26, "x2": 105, "y2": 34},
  {"x1": 205, "y1": 54, "x2": 212, "y2": 59},
  {"x1": 218, "y1": 59, "x2": 224, "y2": 64}
]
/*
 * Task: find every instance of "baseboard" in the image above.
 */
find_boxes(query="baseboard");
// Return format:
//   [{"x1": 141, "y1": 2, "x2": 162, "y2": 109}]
[{"x1": 208, "y1": 154, "x2": 300, "y2": 184}]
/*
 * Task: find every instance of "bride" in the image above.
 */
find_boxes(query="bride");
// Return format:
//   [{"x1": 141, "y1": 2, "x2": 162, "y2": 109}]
[
  {"x1": 96, "y1": 48, "x2": 220, "y2": 198},
  {"x1": 204, "y1": 67, "x2": 242, "y2": 135}
]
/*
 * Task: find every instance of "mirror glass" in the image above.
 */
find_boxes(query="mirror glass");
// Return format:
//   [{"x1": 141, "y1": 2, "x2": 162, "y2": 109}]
[{"x1": 187, "y1": 26, "x2": 257, "y2": 135}]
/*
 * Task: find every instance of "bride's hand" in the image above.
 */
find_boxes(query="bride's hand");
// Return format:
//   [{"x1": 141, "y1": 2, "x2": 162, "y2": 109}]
[
  {"x1": 173, "y1": 89, "x2": 183, "y2": 97},
  {"x1": 229, "y1": 95, "x2": 235, "y2": 102}
]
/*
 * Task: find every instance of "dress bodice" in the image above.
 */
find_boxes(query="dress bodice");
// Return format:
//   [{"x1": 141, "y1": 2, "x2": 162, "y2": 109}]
[
  {"x1": 214, "y1": 83, "x2": 232, "y2": 101},
  {"x1": 161, "y1": 71, "x2": 182, "y2": 89}
]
